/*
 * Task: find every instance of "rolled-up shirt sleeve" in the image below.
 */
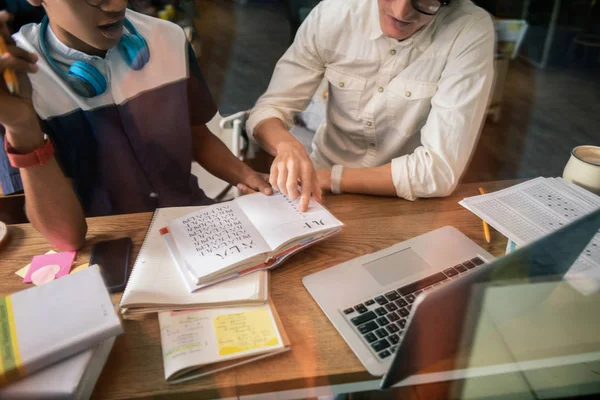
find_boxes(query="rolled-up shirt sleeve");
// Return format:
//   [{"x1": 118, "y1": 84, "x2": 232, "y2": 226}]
[
  {"x1": 246, "y1": 2, "x2": 327, "y2": 137},
  {"x1": 392, "y1": 15, "x2": 495, "y2": 201}
]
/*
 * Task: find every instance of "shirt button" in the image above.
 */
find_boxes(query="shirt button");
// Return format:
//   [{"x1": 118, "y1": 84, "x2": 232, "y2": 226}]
[
  {"x1": 390, "y1": 49, "x2": 397, "y2": 55},
  {"x1": 339, "y1": 82, "x2": 345, "y2": 88},
  {"x1": 378, "y1": 87, "x2": 384, "y2": 93},
  {"x1": 369, "y1": 143, "x2": 376, "y2": 148},
  {"x1": 405, "y1": 91, "x2": 412, "y2": 98},
  {"x1": 366, "y1": 121, "x2": 373, "y2": 127},
  {"x1": 150, "y1": 192, "x2": 159, "y2": 198}
]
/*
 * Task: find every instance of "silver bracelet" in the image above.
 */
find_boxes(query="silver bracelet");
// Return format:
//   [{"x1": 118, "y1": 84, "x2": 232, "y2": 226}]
[{"x1": 330, "y1": 165, "x2": 344, "y2": 195}]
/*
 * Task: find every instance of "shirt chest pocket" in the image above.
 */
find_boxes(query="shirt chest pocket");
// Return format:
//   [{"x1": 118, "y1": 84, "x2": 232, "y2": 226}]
[
  {"x1": 386, "y1": 79, "x2": 437, "y2": 131},
  {"x1": 325, "y1": 67, "x2": 366, "y2": 120}
]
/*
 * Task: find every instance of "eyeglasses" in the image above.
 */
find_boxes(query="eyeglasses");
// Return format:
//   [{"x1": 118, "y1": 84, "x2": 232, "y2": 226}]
[{"x1": 411, "y1": 0, "x2": 451, "y2": 16}]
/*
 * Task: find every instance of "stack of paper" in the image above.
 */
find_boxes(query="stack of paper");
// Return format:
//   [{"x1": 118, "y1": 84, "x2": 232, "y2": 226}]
[
  {"x1": 120, "y1": 206, "x2": 268, "y2": 315},
  {"x1": 460, "y1": 177, "x2": 600, "y2": 293}
]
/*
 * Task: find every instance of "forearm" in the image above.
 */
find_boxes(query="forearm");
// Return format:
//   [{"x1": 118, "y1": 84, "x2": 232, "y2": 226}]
[
  {"x1": 322, "y1": 164, "x2": 396, "y2": 197},
  {"x1": 253, "y1": 118, "x2": 306, "y2": 157},
  {"x1": 5, "y1": 127, "x2": 86, "y2": 250},
  {"x1": 21, "y1": 158, "x2": 87, "y2": 250},
  {"x1": 192, "y1": 125, "x2": 254, "y2": 185}
]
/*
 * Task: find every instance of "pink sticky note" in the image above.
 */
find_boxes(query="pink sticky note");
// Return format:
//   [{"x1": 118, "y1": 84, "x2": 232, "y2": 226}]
[{"x1": 23, "y1": 251, "x2": 76, "y2": 284}]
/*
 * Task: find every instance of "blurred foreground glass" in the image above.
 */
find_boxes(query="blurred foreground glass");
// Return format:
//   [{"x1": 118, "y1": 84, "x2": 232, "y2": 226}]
[{"x1": 563, "y1": 145, "x2": 600, "y2": 195}]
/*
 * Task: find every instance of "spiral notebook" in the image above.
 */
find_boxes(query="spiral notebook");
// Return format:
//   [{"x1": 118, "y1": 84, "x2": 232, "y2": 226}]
[{"x1": 119, "y1": 206, "x2": 268, "y2": 316}]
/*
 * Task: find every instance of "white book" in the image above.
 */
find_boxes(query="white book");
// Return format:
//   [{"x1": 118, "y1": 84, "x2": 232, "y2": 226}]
[
  {"x1": 161, "y1": 192, "x2": 343, "y2": 289},
  {"x1": 119, "y1": 206, "x2": 268, "y2": 315},
  {"x1": 159, "y1": 302, "x2": 290, "y2": 384},
  {"x1": 0, "y1": 337, "x2": 115, "y2": 400},
  {"x1": 0, "y1": 266, "x2": 123, "y2": 388}
]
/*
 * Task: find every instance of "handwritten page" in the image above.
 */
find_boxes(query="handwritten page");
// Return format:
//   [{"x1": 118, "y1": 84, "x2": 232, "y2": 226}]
[
  {"x1": 235, "y1": 191, "x2": 343, "y2": 250},
  {"x1": 168, "y1": 202, "x2": 270, "y2": 280},
  {"x1": 213, "y1": 307, "x2": 279, "y2": 356},
  {"x1": 158, "y1": 304, "x2": 284, "y2": 381},
  {"x1": 159, "y1": 310, "x2": 212, "y2": 380}
]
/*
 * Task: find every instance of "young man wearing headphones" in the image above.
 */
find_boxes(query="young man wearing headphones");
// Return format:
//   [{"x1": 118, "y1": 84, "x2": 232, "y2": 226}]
[
  {"x1": 246, "y1": 0, "x2": 495, "y2": 212},
  {"x1": 0, "y1": 0, "x2": 271, "y2": 250}
]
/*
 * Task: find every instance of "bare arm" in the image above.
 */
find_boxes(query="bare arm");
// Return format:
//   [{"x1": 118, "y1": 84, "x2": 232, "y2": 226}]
[
  {"x1": 316, "y1": 164, "x2": 396, "y2": 197},
  {"x1": 192, "y1": 124, "x2": 272, "y2": 195},
  {"x1": 246, "y1": 3, "x2": 327, "y2": 211},
  {"x1": 6, "y1": 127, "x2": 87, "y2": 250},
  {"x1": 1, "y1": 14, "x2": 86, "y2": 249}
]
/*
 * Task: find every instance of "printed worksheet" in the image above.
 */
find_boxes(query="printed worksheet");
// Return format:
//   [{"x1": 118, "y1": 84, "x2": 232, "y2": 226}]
[{"x1": 460, "y1": 178, "x2": 600, "y2": 293}]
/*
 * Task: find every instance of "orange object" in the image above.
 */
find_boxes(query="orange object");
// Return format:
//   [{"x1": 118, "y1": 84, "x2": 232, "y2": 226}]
[
  {"x1": 0, "y1": 35, "x2": 19, "y2": 94},
  {"x1": 478, "y1": 187, "x2": 491, "y2": 243}
]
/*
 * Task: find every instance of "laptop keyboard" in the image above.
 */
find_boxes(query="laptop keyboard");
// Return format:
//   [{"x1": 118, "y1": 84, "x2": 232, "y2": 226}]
[{"x1": 341, "y1": 257, "x2": 486, "y2": 361}]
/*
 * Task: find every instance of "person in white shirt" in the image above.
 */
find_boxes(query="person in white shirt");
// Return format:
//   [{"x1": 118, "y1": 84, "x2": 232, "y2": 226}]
[{"x1": 244, "y1": 0, "x2": 495, "y2": 211}]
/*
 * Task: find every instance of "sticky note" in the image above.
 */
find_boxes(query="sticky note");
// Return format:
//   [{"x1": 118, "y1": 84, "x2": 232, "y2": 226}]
[
  {"x1": 213, "y1": 308, "x2": 279, "y2": 356},
  {"x1": 70, "y1": 263, "x2": 90, "y2": 274},
  {"x1": 31, "y1": 264, "x2": 61, "y2": 286},
  {"x1": 23, "y1": 251, "x2": 76, "y2": 284},
  {"x1": 15, "y1": 250, "x2": 56, "y2": 278}
]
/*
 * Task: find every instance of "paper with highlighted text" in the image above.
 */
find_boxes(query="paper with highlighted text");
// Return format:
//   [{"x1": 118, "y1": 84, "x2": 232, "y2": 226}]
[{"x1": 158, "y1": 304, "x2": 285, "y2": 382}]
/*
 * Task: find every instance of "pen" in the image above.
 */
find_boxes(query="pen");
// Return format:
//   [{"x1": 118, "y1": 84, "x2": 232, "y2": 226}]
[
  {"x1": 0, "y1": 34, "x2": 19, "y2": 95},
  {"x1": 478, "y1": 187, "x2": 491, "y2": 243}
]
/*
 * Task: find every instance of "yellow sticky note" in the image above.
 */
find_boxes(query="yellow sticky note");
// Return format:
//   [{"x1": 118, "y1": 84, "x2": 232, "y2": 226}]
[
  {"x1": 213, "y1": 308, "x2": 279, "y2": 357},
  {"x1": 71, "y1": 263, "x2": 90, "y2": 274},
  {"x1": 15, "y1": 250, "x2": 57, "y2": 278},
  {"x1": 15, "y1": 265, "x2": 30, "y2": 279}
]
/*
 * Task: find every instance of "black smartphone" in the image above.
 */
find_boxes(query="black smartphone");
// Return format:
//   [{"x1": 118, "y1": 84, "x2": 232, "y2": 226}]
[{"x1": 89, "y1": 237, "x2": 133, "y2": 293}]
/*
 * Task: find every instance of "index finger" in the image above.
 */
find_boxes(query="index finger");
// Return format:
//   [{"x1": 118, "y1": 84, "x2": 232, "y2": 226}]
[{"x1": 299, "y1": 164, "x2": 314, "y2": 212}]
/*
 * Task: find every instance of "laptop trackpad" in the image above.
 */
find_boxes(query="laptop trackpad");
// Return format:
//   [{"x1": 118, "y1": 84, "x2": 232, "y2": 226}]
[{"x1": 363, "y1": 248, "x2": 432, "y2": 286}]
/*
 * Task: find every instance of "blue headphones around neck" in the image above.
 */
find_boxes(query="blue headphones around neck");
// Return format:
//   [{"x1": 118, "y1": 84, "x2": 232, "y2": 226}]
[{"x1": 38, "y1": 16, "x2": 150, "y2": 98}]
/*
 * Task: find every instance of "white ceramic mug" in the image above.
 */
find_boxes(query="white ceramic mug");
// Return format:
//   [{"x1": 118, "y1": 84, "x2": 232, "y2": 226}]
[{"x1": 562, "y1": 145, "x2": 600, "y2": 195}]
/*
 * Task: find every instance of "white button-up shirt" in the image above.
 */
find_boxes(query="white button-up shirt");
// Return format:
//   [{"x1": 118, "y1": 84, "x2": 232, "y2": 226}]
[{"x1": 247, "y1": 0, "x2": 495, "y2": 200}]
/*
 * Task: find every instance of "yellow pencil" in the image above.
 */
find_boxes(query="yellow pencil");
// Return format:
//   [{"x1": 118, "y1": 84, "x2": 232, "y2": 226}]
[
  {"x1": 478, "y1": 187, "x2": 491, "y2": 243},
  {"x1": 0, "y1": 35, "x2": 19, "y2": 94}
]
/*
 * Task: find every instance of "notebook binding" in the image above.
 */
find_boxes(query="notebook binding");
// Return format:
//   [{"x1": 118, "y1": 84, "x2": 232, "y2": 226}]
[{"x1": 119, "y1": 209, "x2": 161, "y2": 311}]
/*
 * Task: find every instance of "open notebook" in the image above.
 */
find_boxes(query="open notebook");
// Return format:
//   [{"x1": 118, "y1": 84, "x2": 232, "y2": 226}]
[
  {"x1": 160, "y1": 191, "x2": 343, "y2": 289},
  {"x1": 120, "y1": 206, "x2": 268, "y2": 315},
  {"x1": 159, "y1": 301, "x2": 290, "y2": 384}
]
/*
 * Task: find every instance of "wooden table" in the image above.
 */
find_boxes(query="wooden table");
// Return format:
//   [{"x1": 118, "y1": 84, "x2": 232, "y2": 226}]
[{"x1": 0, "y1": 181, "x2": 515, "y2": 399}]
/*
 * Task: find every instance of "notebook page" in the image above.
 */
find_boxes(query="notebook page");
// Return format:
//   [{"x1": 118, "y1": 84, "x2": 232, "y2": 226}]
[
  {"x1": 120, "y1": 206, "x2": 265, "y2": 310},
  {"x1": 167, "y1": 203, "x2": 270, "y2": 280},
  {"x1": 234, "y1": 191, "x2": 343, "y2": 250},
  {"x1": 159, "y1": 304, "x2": 284, "y2": 381}
]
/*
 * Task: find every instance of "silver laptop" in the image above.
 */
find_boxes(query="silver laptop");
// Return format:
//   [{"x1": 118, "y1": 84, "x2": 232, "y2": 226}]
[
  {"x1": 303, "y1": 226, "x2": 494, "y2": 376},
  {"x1": 379, "y1": 208, "x2": 600, "y2": 390}
]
